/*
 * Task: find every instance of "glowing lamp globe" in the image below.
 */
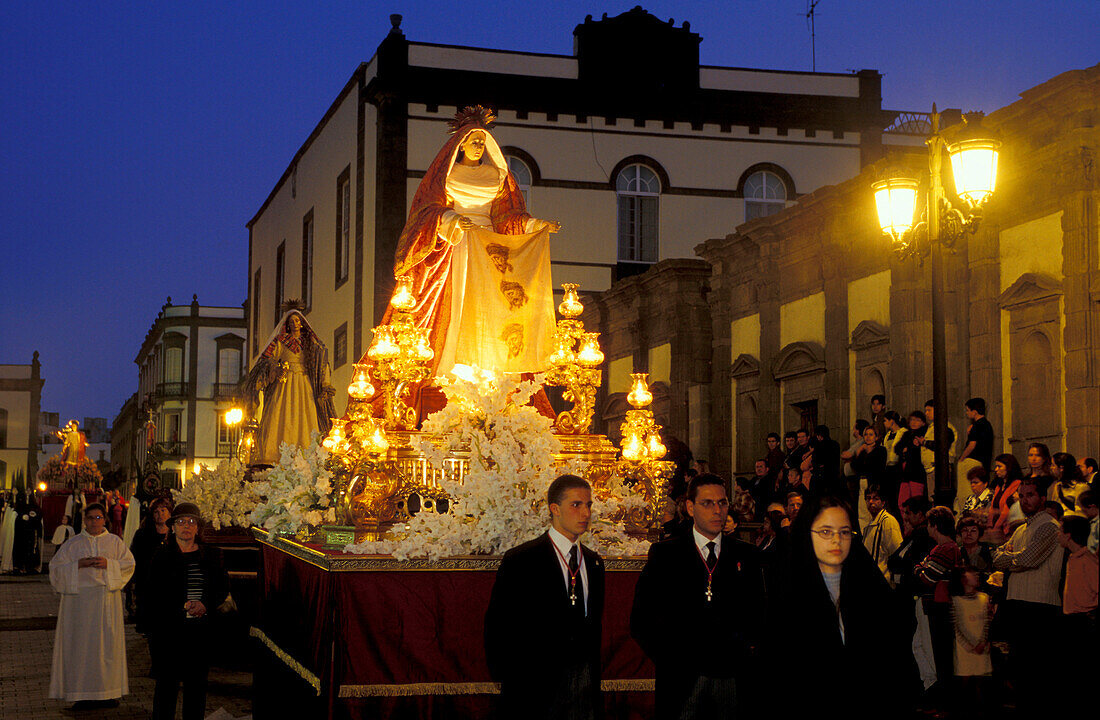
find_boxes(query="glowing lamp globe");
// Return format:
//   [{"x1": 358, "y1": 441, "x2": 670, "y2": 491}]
[
  {"x1": 948, "y1": 138, "x2": 999, "y2": 205},
  {"x1": 367, "y1": 327, "x2": 399, "y2": 361},
  {"x1": 627, "y1": 373, "x2": 653, "y2": 409},
  {"x1": 390, "y1": 275, "x2": 416, "y2": 311},
  {"x1": 414, "y1": 329, "x2": 434, "y2": 362},
  {"x1": 224, "y1": 407, "x2": 244, "y2": 426},
  {"x1": 558, "y1": 283, "x2": 584, "y2": 318},
  {"x1": 367, "y1": 424, "x2": 390, "y2": 453},
  {"x1": 621, "y1": 431, "x2": 645, "y2": 462},
  {"x1": 549, "y1": 339, "x2": 574, "y2": 367},
  {"x1": 646, "y1": 432, "x2": 666, "y2": 459},
  {"x1": 872, "y1": 177, "x2": 918, "y2": 240},
  {"x1": 577, "y1": 333, "x2": 604, "y2": 367},
  {"x1": 347, "y1": 364, "x2": 375, "y2": 400}
]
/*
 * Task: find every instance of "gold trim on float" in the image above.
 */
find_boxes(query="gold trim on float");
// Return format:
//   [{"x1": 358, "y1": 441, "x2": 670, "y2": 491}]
[
  {"x1": 253, "y1": 526, "x2": 647, "y2": 572},
  {"x1": 249, "y1": 626, "x2": 321, "y2": 695},
  {"x1": 337, "y1": 679, "x2": 655, "y2": 698}
]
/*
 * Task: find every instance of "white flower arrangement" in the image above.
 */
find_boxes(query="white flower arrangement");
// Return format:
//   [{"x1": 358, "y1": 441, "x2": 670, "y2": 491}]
[
  {"x1": 173, "y1": 458, "x2": 257, "y2": 530},
  {"x1": 345, "y1": 367, "x2": 652, "y2": 559},
  {"x1": 249, "y1": 435, "x2": 337, "y2": 534}
]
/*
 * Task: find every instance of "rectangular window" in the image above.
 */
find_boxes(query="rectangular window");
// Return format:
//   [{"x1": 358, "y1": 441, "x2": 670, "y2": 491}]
[
  {"x1": 217, "y1": 416, "x2": 240, "y2": 457},
  {"x1": 274, "y1": 241, "x2": 286, "y2": 317},
  {"x1": 164, "y1": 347, "x2": 184, "y2": 383},
  {"x1": 164, "y1": 412, "x2": 181, "y2": 443},
  {"x1": 336, "y1": 167, "x2": 351, "y2": 286},
  {"x1": 616, "y1": 195, "x2": 658, "y2": 262},
  {"x1": 301, "y1": 209, "x2": 314, "y2": 311},
  {"x1": 217, "y1": 348, "x2": 241, "y2": 385},
  {"x1": 252, "y1": 269, "x2": 262, "y2": 355},
  {"x1": 333, "y1": 323, "x2": 348, "y2": 369}
]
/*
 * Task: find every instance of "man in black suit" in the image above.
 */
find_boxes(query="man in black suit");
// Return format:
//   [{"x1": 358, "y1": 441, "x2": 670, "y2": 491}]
[
  {"x1": 631, "y1": 474, "x2": 766, "y2": 720},
  {"x1": 485, "y1": 474, "x2": 605, "y2": 719}
]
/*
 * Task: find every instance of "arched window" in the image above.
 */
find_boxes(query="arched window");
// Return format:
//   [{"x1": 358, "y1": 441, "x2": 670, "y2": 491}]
[
  {"x1": 616, "y1": 164, "x2": 660, "y2": 263},
  {"x1": 744, "y1": 169, "x2": 787, "y2": 220},
  {"x1": 505, "y1": 155, "x2": 532, "y2": 208}
]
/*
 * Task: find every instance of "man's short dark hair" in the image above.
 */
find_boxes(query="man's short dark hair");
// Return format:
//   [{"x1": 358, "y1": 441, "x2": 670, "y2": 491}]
[
  {"x1": 814, "y1": 424, "x2": 831, "y2": 439},
  {"x1": 688, "y1": 474, "x2": 726, "y2": 502},
  {"x1": 1061, "y1": 515, "x2": 1091, "y2": 546},
  {"x1": 902, "y1": 496, "x2": 931, "y2": 515},
  {"x1": 795, "y1": 428, "x2": 809, "y2": 437},
  {"x1": 547, "y1": 474, "x2": 590, "y2": 508},
  {"x1": 83, "y1": 502, "x2": 107, "y2": 517},
  {"x1": 926, "y1": 506, "x2": 956, "y2": 539},
  {"x1": 924, "y1": 399, "x2": 936, "y2": 410},
  {"x1": 871, "y1": 394, "x2": 886, "y2": 406},
  {"x1": 1019, "y1": 476, "x2": 1046, "y2": 496},
  {"x1": 784, "y1": 431, "x2": 798, "y2": 440},
  {"x1": 1083, "y1": 458, "x2": 1098, "y2": 473},
  {"x1": 864, "y1": 484, "x2": 882, "y2": 500},
  {"x1": 884, "y1": 410, "x2": 902, "y2": 424},
  {"x1": 786, "y1": 488, "x2": 805, "y2": 503},
  {"x1": 766, "y1": 432, "x2": 781, "y2": 442},
  {"x1": 854, "y1": 419, "x2": 871, "y2": 433},
  {"x1": 965, "y1": 397, "x2": 986, "y2": 415},
  {"x1": 1077, "y1": 489, "x2": 1096, "y2": 510}
]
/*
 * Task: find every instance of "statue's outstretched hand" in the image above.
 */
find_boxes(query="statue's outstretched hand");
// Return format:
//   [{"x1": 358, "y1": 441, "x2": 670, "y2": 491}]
[
  {"x1": 548, "y1": 221, "x2": 562, "y2": 233},
  {"x1": 457, "y1": 215, "x2": 474, "y2": 231}
]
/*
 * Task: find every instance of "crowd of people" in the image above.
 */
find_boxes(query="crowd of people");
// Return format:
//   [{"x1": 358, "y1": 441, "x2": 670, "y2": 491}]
[
  {"x1": 648, "y1": 395, "x2": 1098, "y2": 718},
  {"x1": 42, "y1": 493, "x2": 229, "y2": 719}
]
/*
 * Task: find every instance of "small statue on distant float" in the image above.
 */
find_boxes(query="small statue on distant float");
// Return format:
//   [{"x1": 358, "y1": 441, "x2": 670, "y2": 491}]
[
  {"x1": 363, "y1": 105, "x2": 563, "y2": 418},
  {"x1": 56, "y1": 420, "x2": 88, "y2": 466},
  {"x1": 245, "y1": 302, "x2": 336, "y2": 465}
]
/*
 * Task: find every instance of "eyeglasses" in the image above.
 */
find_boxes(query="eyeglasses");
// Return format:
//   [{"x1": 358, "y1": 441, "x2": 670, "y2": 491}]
[
  {"x1": 85, "y1": 515, "x2": 105, "y2": 521},
  {"x1": 811, "y1": 528, "x2": 854, "y2": 541},
  {"x1": 174, "y1": 517, "x2": 198, "y2": 526}
]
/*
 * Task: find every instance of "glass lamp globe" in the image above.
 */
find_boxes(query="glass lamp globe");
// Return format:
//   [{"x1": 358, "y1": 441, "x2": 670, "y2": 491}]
[
  {"x1": 871, "y1": 177, "x2": 918, "y2": 239},
  {"x1": 948, "y1": 138, "x2": 999, "y2": 205}
]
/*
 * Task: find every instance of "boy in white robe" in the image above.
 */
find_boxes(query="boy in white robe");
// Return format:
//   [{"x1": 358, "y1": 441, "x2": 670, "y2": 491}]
[{"x1": 49, "y1": 502, "x2": 135, "y2": 708}]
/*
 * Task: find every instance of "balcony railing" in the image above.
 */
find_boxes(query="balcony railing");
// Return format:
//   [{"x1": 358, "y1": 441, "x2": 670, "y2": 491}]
[
  {"x1": 216, "y1": 441, "x2": 237, "y2": 458},
  {"x1": 151, "y1": 441, "x2": 185, "y2": 459},
  {"x1": 156, "y1": 382, "x2": 193, "y2": 399},
  {"x1": 213, "y1": 382, "x2": 241, "y2": 400}
]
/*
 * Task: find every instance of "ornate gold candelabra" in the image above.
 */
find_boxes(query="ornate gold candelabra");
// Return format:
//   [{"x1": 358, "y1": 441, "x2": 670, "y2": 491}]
[
  {"x1": 615, "y1": 373, "x2": 673, "y2": 534},
  {"x1": 545, "y1": 284, "x2": 604, "y2": 434},
  {"x1": 365, "y1": 275, "x2": 434, "y2": 431}
]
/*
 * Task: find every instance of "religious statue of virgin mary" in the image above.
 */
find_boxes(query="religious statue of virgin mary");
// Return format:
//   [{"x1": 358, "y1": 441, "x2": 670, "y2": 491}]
[
  {"x1": 245, "y1": 306, "x2": 337, "y2": 465},
  {"x1": 377, "y1": 107, "x2": 561, "y2": 387}
]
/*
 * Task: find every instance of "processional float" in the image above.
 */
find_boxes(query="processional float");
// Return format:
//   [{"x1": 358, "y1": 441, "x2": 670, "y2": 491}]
[{"x1": 295, "y1": 278, "x2": 673, "y2": 544}]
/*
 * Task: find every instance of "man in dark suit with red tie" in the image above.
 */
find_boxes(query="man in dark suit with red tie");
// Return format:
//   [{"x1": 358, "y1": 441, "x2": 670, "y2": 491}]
[
  {"x1": 485, "y1": 474, "x2": 605, "y2": 719},
  {"x1": 631, "y1": 474, "x2": 767, "y2": 719}
]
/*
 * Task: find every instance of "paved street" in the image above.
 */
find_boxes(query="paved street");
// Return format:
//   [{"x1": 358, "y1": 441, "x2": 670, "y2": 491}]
[{"x1": 0, "y1": 552, "x2": 252, "y2": 720}]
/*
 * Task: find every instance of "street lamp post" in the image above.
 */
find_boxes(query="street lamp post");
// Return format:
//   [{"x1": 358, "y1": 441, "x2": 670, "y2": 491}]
[{"x1": 872, "y1": 107, "x2": 999, "y2": 493}]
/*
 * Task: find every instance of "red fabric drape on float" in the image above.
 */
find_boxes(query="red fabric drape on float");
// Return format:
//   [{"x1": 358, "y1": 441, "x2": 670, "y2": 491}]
[{"x1": 254, "y1": 544, "x2": 655, "y2": 719}]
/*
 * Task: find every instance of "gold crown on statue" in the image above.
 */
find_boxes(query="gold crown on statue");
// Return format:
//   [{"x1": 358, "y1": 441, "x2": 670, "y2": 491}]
[
  {"x1": 280, "y1": 299, "x2": 305, "y2": 314},
  {"x1": 448, "y1": 106, "x2": 496, "y2": 134}
]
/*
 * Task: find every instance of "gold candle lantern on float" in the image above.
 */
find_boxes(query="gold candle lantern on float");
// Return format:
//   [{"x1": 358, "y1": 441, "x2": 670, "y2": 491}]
[
  {"x1": 615, "y1": 372, "x2": 673, "y2": 535},
  {"x1": 545, "y1": 284, "x2": 603, "y2": 435}
]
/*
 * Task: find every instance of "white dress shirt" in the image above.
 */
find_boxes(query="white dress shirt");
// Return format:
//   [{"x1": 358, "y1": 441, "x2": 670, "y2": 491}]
[
  {"x1": 693, "y1": 527, "x2": 722, "y2": 561},
  {"x1": 548, "y1": 526, "x2": 589, "y2": 615}
]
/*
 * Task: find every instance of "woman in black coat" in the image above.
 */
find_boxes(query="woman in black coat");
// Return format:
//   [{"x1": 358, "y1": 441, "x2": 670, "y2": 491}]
[
  {"x1": 130, "y1": 496, "x2": 173, "y2": 635},
  {"x1": 148, "y1": 502, "x2": 229, "y2": 720},
  {"x1": 775, "y1": 494, "x2": 918, "y2": 715}
]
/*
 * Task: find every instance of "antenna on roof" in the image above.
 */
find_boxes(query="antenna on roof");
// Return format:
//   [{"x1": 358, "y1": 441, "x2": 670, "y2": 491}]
[{"x1": 805, "y1": 0, "x2": 821, "y2": 72}]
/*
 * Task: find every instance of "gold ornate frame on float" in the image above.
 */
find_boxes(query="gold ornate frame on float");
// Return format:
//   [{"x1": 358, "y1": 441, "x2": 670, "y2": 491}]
[{"x1": 309, "y1": 279, "x2": 670, "y2": 546}]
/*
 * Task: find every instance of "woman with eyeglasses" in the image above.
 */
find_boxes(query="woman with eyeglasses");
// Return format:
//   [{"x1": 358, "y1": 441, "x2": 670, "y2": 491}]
[
  {"x1": 147, "y1": 502, "x2": 229, "y2": 720},
  {"x1": 775, "y1": 494, "x2": 915, "y2": 714}
]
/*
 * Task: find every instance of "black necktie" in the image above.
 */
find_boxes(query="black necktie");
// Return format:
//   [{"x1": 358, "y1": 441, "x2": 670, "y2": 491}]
[
  {"x1": 705, "y1": 541, "x2": 717, "y2": 570},
  {"x1": 569, "y1": 544, "x2": 585, "y2": 619}
]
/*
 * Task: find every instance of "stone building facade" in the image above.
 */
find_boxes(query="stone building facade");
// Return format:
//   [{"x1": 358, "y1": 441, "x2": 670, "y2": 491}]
[
  {"x1": 0, "y1": 352, "x2": 44, "y2": 489},
  {"x1": 245, "y1": 7, "x2": 921, "y2": 413},
  {"x1": 659, "y1": 64, "x2": 1100, "y2": 477},
  {"x1": 111, "y1": 296, "x2": 247, "y2": 490}
]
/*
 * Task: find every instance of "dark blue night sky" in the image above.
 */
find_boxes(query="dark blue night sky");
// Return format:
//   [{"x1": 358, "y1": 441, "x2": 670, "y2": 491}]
[{"x1": 2, "y1": 0, "x2": 1097, "y2": 424}]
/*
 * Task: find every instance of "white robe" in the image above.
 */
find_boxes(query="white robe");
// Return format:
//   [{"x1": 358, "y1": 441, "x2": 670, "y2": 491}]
[
  {"x1": 0, "y1": 506, "x2": 15, "y2": 572},
  {"x1": 48, "y1": 529, "x2": 135, "y2": 701}
]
